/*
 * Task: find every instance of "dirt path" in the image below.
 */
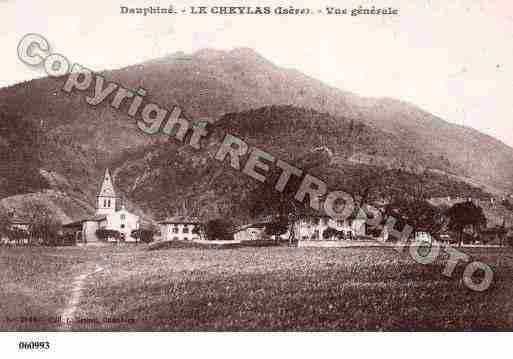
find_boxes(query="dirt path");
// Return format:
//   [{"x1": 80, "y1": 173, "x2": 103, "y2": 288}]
[{"x1": 60, "y1": 266, "x2": 104, "y2": 330}]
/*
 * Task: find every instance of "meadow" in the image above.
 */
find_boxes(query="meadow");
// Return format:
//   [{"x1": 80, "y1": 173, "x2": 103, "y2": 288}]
[{"x1": 1, "y1": 243, "x2": 512, "y2": 331}]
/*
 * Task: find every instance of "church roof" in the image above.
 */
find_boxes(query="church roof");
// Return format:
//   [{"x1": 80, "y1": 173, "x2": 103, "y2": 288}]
[
  {"x1": 98, "y1": 168, "x2": 116, "y2": 198},
  {"x1": 86, "y1": 214, "x2": 108, "y2": 222},
  {"x1": 62, "y1": 220, "x2": 85, "y2": 228}
]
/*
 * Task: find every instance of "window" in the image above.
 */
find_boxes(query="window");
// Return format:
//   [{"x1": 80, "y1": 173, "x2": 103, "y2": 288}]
[
  {"x1": 103, "y1": 199, "x2": 107, "y2": 207},
  {"x1": 183, "y1": 237, "x2": 188, "y2": 241},
  {"x1": 183, "y1": 227, "x2": 189, "y2": 233},
  {"x1": 107, "y1": 199, "x2": 111, "y2": 207},
  {"x1": 120, "y1": 214, "x2": 126, "y2": 220},
  {"x1": 120, "y1": 224, "x2": 125, "y2": 229},
  {"x1": 172, "y1": 226, "x2": 179, "y2": 233}
]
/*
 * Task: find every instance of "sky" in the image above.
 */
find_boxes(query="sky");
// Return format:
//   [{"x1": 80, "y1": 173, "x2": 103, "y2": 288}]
[{"x1": 1, "y1": 0, "x2": 512, "y2": 146}]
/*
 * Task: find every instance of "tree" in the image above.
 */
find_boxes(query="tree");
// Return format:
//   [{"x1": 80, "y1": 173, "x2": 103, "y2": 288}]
[
  {"x1": 247, "y1": 169, "x2": 310, "y2": 245},
  {"x1": 264, "y1": 217, "x2": 289, "y2": 240},
  {"x1": 445, "y1": 201, "x2": 487, "y2": 246},
  {"x1": 501, "y1": 198, "x2": 513, "y2": 212},
  {"x1": 385, "y1": 198, "x2": 445, "y2": 241},
  {"x1": 204, "y1": 219, "x2": 234, "y2": 241},
  {"x1": 131, "y1": 228, "x2": 156, "y2": 243},
  {"x1": 0, "y1": 210, "x2": 26, "y2": 245},
  {"x1": 25, "y1": 204, "x2": 61, "y2": 245}
]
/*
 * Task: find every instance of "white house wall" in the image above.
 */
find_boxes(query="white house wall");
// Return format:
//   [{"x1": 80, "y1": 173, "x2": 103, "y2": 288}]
[
  {"x1": 161, "y1": 223, "x2": 200, "y2": 241},
  {"x1": 234, "y1": 227, "x2": 266, "y2": 241},
  {"x1": 83, "y1": 221, "x2": 100, "y2": 243}
]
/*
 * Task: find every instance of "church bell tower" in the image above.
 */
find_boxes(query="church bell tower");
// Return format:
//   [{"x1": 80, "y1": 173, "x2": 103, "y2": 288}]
[{"x1": 96, "y1": 169, "x2": 117, "y2": 215}]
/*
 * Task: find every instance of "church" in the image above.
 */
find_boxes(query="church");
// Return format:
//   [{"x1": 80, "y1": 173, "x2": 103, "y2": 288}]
[{"x1": 63, "y1": 169, "x2": 140, "y2": 244}]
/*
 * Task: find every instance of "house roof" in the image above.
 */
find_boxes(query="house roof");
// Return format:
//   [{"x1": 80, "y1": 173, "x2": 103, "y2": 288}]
[
  {"x1": 63, "y1": 214, "x2": 106, "y2": 227},
  {"x1": 231, "y1": 210, "x2": 369, "y2": 234},
  {"x1": 232, "y1": 217, "x2": 276, "y2": 233},
  {"x1": 209, "y1": 214, "x2": 286, "y2": 234},
  {"x1": 5, "y1": 210, "x2": 30, "y2": 225},
  {"x1": 84, "y1": 214, "x2": 107, "y2": 222},
  {"x1": 62, "y1": 220, "x2": 84, "y2": 228},
  {"x1": 158, "y1": 216, "x2": 202, "y2": 224},
  {"x1": 232, "y1": 224, "x2": 264, "y2": 233},
  {"x1": 11, "y1": 217, "x2": 30, "y2": 225}
]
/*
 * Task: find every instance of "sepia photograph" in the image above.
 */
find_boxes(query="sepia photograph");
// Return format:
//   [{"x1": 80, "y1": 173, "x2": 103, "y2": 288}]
[{"x1": 0, "y1": 0, "x2": 512, "y2": 356}]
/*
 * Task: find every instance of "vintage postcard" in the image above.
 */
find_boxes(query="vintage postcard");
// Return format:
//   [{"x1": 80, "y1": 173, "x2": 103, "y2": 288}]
[{"x1": 0, "y1": 0, "x2": 512, "y2": 356}]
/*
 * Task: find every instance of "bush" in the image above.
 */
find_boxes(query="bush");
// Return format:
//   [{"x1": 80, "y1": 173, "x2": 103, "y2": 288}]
[
  {"x1": 204, "y1": 219, "x2": 234, "y2": 241},
  {"x1": 96, "y1": 228, "x2": 122, "y2": 242},
  {"x1": 131, "y1": 229, "x2": 156, "y2": 243}
]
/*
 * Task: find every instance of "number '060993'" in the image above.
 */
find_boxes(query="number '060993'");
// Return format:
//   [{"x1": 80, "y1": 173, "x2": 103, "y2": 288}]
[{"x1": 18, "y1": 341, "x2": 50, "y2": 350}]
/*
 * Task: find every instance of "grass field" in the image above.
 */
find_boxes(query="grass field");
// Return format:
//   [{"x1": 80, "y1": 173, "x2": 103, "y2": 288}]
[{"x1": 1, "y1": 243, "x2": 512, "y2": 331}]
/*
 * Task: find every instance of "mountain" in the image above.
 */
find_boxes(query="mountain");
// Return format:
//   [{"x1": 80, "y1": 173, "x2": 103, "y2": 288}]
[
  {"x1": 0, "y1": 47, "x2": 510, "y2": 222},
  {"x1": 106, "y1": 48, "x2": 513, "y2": 192},
  {"x1": 111, "y1": 105, "x2": 489, "y2": 223}
]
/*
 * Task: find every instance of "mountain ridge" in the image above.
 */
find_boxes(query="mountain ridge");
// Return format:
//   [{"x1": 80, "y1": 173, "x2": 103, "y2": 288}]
[{"x1": 0, "y1": 47, "x2": 512, "y2": 223}]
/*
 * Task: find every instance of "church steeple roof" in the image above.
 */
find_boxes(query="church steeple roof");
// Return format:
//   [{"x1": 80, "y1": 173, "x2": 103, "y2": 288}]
[{"x1": 98, "y1": 168, "x2": 116, "y2": 198}]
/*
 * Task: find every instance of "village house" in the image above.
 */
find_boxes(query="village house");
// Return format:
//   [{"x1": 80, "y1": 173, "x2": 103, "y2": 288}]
[
  {"x1": 293, "y1": 209, "x2": 367, "y2": 241},
  {"x1": 8, "y1": 210, "x2": 30, "y2": 232},
  {"x1": 230, "y1": 210, "x2": 369, "y2": 243},
  {"x1": 232, "y1": 216, "x2": 275, "y2": 241},
  {"x1": 0, "y1": 209, "x2": 31, "y2": 245},
  {"x1": 233, "y1": 223, "x2": 267, "y2": 241},
  {"x1": 62, "y1": 169, "x2": 140, "y2": 244},
  {"x1": 159, "y1": 216, "x2": 202, "y2": 241}
]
